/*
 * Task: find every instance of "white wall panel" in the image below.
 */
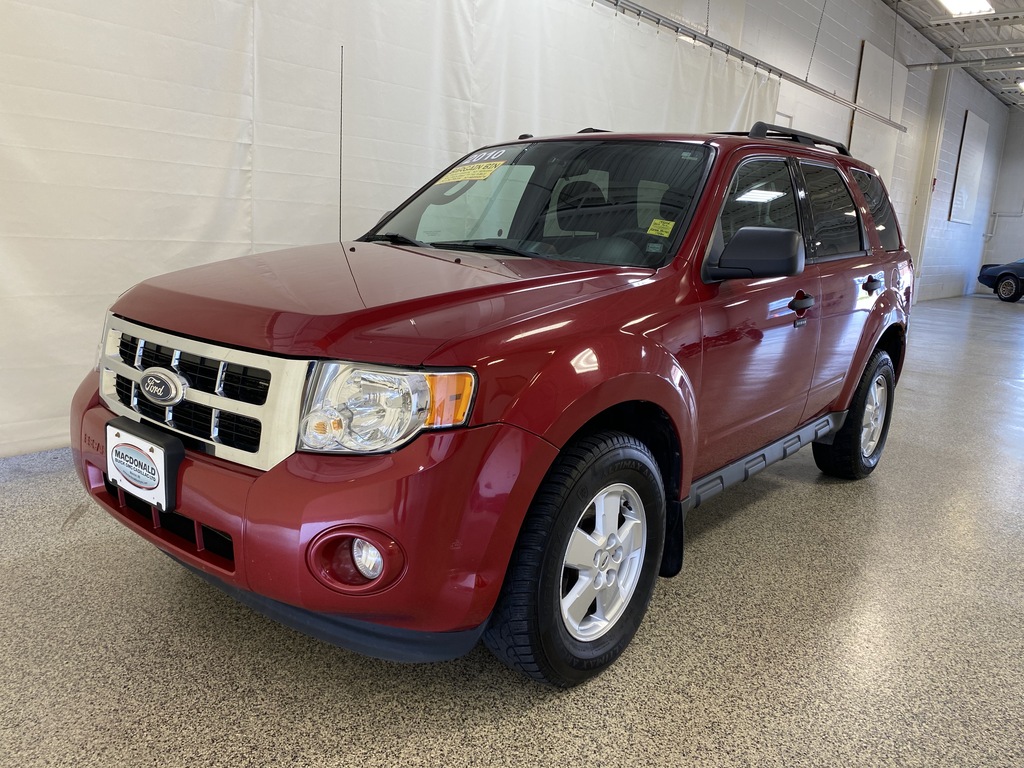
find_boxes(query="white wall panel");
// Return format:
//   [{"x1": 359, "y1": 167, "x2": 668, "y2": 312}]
[
  {"x1": 915, "y1": 70, "x2": 1008, "y2": 301},
  {"x1": 850, "y1": 42, "x2": 908, "y2": 185},
  {"x1": 983, "y1": 111, "x2": 1024, "y2": 278}
]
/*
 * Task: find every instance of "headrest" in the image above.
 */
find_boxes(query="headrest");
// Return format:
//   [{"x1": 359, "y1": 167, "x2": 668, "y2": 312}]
[{"x1": 557, "y1": 180, "x2": 606, "y2": 230}]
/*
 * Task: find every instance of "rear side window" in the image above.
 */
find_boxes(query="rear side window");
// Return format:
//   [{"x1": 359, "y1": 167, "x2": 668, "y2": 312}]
[
  {"x1": 851, "y1": 169, "x2": 901, "y2": 251},
  {"x1": 718, "y1": 159, "x2": 800, "y2": 248},
  {"x1": 800, "y1": 164, "x2": 862, "y2": 257}
]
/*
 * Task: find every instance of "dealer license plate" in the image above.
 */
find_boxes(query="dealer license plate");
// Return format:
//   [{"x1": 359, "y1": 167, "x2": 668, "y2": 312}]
[{"x1": 105, "y1": 418, "x2": 183, "y2": 512}]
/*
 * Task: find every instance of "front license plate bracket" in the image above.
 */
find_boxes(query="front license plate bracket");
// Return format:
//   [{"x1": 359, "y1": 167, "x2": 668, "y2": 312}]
[{"x1": 105, "y1": 416, "x2": 185, "y2": 512}]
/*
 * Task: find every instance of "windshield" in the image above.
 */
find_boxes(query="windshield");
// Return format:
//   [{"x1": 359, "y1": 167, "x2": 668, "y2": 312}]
[{"x1": 362, "y1": 140, "x2": 712, "y2": 268}]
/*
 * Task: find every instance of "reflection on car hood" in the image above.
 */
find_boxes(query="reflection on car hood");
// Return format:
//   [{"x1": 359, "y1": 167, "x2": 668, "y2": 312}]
[{"x1": 110, "y1": 241, "x2": 646, "y2": 365}]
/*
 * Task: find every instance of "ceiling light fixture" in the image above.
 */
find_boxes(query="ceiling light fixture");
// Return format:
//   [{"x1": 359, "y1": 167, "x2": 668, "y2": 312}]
[
  {"x1": 937, "y1": 0, "x2": 994, "y2": 15},
  {"x1": 1018, "y1": 81, "x2": 1024, "y2": 92}
]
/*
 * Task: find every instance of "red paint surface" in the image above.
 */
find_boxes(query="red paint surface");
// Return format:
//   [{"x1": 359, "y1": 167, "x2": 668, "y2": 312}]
[{"x1": 72, "y1": 133, "x2": 913, "y2": 636}]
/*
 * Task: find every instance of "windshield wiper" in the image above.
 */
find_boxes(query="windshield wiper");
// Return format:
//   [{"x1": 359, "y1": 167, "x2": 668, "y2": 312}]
[
  {"x1": 359, "y1": 232, "x2": 432, "y2": 248},
  {"x1": 433, "y1": 240, "x2": 547, "y2": 259}
]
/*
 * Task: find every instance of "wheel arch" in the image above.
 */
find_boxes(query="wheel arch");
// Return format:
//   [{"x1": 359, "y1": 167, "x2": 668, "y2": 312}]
[
  {"x1": 559, "y1": 401, "x2": 684, "y2": 506},
  {"x1": 551, "y1": 400, "x2": 688, "y2": 579},
  {"x1": 874, "y1": 322, "x2": 908, "y2": 382},
  {"x1": 833, "y1": 301, "x2": 909, "y2": 410}
]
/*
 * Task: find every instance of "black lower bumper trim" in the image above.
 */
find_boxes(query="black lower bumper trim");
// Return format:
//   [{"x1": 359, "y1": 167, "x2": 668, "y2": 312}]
[{"x1": 175, "y1": 558, "x2": 487, "y2": 663}]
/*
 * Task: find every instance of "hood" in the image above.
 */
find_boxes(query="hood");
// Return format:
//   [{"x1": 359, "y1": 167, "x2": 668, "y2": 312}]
[{"x1": 111, "y1": 242, "x2": 645, "y2": 365}]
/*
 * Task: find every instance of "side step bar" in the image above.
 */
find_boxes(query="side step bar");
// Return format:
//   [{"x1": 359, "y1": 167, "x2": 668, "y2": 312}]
[
  {"x1": 660, "y1": 411, "x2": 846, "y2": 577},
  {"x1": 683, "y1": 411, "x2": 847, "y2": 512}
]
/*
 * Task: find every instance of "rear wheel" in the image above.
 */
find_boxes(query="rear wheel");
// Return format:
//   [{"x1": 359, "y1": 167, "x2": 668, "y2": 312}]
[
  {"x1": 483, "y1": 432, "x2": 665, "y2": 687},
  {"x1": 996, "y1": 275, "x2": 1022, "y2": 302},
  {"x1": 813, "y1": 350, "x2": 895, "y2": 479}
]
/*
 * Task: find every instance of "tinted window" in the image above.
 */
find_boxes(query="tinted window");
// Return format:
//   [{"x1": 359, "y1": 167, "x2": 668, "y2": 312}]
[
  {"x1": 801, "y1": 164, "x2": 862, "y2": 257},
  {"x1": 719, "y1": 159, "x2": 799, "y2": 248},
  {"x1": 851, "y1": 169, "x2": 901, "y2": 251}
]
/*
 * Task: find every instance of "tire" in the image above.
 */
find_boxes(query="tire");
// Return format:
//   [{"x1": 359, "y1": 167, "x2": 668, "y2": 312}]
[
  {"x1": 996, "y1": 275, "x2": 1022, "y2": 303},
  {"x1": 813, "y1": 350, "x2": 895, "y2": 479},
  {"x1": 483, "y1": 432, "x2": 666, "y2": 687}
]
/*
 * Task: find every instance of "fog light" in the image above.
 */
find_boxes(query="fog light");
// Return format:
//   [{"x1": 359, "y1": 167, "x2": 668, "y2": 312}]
[
  {"x1": 307, "y1": 527, "x2": 405, "y2": 593},
  {"x1": 351, "y1": 538, "x2": 383, "y2": 580}
]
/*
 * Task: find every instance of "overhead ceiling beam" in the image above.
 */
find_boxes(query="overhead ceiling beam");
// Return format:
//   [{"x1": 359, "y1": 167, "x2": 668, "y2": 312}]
[
  {"x1": 929, "y1": 12, "x2": 1024, "y2": 28},
  {"x1": 956, "y1": 39, "x2": 1024, "y2": 51},
  {"x1": 978, "y1": 61, "x2": 1024, "y2": 71},
  {"x1": 907, "y1": 53, "x2": 1024, "y2": 70}
]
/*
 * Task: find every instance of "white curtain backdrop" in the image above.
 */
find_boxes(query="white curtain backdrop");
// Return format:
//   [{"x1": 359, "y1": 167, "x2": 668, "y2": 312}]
[
  {"x1": 341, "y1": 0, "x2": 781, "y2": 235},
  {"x1": 0, "y1": 0, "x2": 779, "y2": 457}
]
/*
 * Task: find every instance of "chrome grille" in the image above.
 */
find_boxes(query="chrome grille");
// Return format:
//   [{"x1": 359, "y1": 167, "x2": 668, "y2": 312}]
[{"x1": 99, "y1": 315, "x2": 312, "y2": 471}]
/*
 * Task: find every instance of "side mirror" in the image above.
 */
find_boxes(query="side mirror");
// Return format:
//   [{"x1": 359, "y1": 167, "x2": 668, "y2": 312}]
[{"x1": 705, "y1": 227, "x2": 805, "y2": 280}]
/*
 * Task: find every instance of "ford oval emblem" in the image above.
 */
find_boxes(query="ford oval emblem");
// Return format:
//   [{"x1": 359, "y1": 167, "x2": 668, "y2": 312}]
[{"x1": 139, "y1": 367, "x2": 186, "y2": 406}]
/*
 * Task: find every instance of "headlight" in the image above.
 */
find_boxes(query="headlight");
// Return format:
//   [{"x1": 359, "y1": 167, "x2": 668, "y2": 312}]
[{"x1": 298, "y1": 362, "x2": 476, "y2": 454}]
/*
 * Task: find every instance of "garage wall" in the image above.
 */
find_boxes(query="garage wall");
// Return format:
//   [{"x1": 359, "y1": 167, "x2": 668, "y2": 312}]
[
  {"x1": 915, "y1": 70, "x2": 1008, "y2": 302},
  {"x1": 982, "y1": 110, "x2": 1024, "y2": 280},
  {"x1": 667, "y1": 0, "x2": 1012, "y2": 302}
]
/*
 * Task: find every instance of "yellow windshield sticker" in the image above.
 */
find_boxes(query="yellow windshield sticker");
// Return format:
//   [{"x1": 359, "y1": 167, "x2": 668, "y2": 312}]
[
  {"x1": 647, "y1": 219, "x2": 676, "y2": 237},
  {"x1": 435, "y1": 161, "x2": 506, "y2": 185}
]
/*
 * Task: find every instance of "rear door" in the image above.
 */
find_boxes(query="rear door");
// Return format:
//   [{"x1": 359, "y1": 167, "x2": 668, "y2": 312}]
[{"x1": 798, "y1": 162, "x2": 889, "y2": 420}]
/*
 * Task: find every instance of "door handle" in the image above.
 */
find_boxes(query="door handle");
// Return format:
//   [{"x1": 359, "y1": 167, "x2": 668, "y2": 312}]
[
  {"x1": 788, "y1": 294, "x2": 815, "y2": 312},
  {"x1": 863, "y1": 276, "x2": 883, "y2": 294}
]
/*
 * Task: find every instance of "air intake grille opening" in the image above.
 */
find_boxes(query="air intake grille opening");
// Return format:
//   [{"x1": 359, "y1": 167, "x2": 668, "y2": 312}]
[
  {"x1": 118, "y1": 334, "x2": 271, "y2": 405},
  {"x1": 102, "y1": 474, "x2": 235, "y2": 568}
]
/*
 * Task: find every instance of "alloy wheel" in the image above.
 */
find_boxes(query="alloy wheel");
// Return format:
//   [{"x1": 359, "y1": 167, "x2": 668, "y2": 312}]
[{"x1": 559, "y1": 483, "x2": 647, "y2": 642}]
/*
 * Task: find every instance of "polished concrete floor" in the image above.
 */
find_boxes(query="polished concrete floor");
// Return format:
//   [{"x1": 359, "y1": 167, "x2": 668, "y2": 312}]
[{"x1": 1, "y1": 294, "x2": 1022, "y2": 767}]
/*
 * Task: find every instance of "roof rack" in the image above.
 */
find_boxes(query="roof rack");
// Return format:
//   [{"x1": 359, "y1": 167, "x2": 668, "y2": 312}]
[{"x1": 717, "y1": 121, "x2": 850, "y2": 156}]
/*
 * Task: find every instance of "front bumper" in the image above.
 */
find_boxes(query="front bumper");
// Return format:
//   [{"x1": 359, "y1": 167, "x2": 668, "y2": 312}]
[{"x1": 71, "y1": 373, "x2": 559, "y2": 660}]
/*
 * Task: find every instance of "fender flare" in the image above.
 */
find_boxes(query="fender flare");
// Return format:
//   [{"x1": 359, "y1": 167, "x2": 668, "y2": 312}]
[
  {"x1": 494, "y1": 334, "x2": 697, "y2": 470},
  {"x1": 832, "y1": 288, "x2": 908, "y2": 410}
]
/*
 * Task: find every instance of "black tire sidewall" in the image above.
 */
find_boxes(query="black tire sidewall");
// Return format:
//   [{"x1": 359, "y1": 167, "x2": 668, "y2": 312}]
[
  {"x1": 855, "y1": 352, "x2": 895, "y2": 473},
  {"x1": 997, "y1": 276, "x2": 1021, "y2": 302},
  {"x1": 534, "y1": 440, "x2": 665, "y2": 686}
]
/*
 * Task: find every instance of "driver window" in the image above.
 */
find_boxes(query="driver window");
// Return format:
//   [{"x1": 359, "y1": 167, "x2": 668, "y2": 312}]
[
  {"x1": 416, "y1": 164, "x2": 533, "y2": 242},
  {"x1": 719, "y1": 159, "x2": 799, "y2": 247}
]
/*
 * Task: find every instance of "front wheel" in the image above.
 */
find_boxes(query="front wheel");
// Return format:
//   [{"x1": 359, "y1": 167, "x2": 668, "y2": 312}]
[
  {"x1": 813, "y1": 350, "x2": 895, "y2": 479},
  {"x1": 483, "y1": 432, "x2": 666, "y2": 687},
  {"x1": 996, "y1": 275, "x2": 1022, "y2": 302}
]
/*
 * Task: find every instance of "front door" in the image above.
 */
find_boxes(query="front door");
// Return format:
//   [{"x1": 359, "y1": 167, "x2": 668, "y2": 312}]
[{"x1": 693, "y1": 156, "x2": 820, "y2": 477}]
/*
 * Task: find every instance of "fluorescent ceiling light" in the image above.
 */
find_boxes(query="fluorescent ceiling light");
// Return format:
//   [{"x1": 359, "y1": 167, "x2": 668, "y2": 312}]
[
  {"x1": 736, "y1": 190, "x2": 785, "y2": 203},
  {"x1": 1019, "y1": 81, "x2": 1024, "y2": 91},
  {"x1": 937, "y1": 0, "x2": 994, "y2": 16}
]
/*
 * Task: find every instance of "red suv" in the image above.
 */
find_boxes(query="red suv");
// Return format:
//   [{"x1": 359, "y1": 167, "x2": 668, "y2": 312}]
[{"x1": 71, "y1": 123, "x2": 913, "y2": 687}]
